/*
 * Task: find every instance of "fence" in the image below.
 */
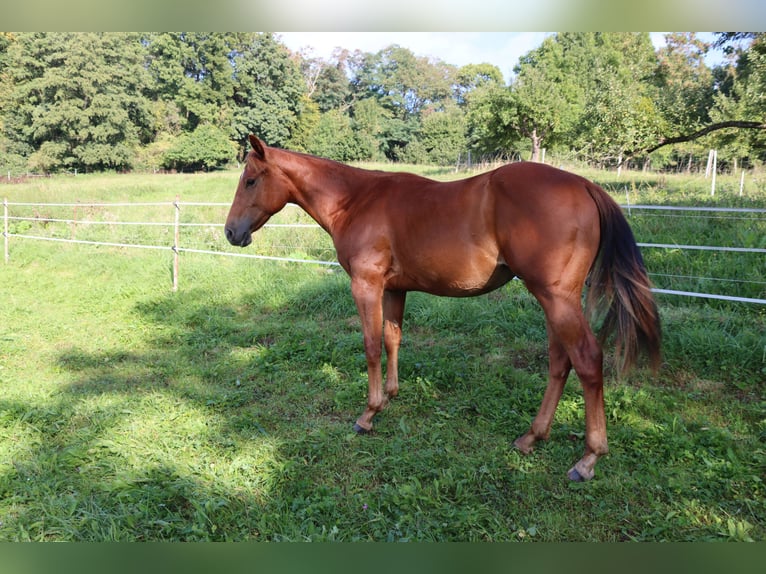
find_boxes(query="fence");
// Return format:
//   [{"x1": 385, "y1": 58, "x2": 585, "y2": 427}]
[
  {"x1": 2, "y1": 199, "x2": 340, "y2": 292},
  {"x1": 3, "y1": 198, "x2": 765, "y2": 305}
]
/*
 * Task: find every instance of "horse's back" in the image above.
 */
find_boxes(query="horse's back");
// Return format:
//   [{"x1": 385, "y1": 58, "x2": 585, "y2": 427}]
[{"x1": 337, "y1": 161, "x2": 603, "y2": 295}]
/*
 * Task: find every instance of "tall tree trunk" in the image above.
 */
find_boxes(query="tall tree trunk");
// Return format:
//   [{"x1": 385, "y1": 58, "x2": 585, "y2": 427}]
[{"x1": 530, "y1": 128, "x2": 541, "y2": 162}]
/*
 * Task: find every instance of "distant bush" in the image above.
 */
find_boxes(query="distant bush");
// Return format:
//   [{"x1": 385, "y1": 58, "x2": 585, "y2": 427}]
[
  {"x1": 307, "y1": 110, "x2": 372, "y2": 162},
  {"x1": 162, "y1": 125, "x2": 238, "y2": 172}
]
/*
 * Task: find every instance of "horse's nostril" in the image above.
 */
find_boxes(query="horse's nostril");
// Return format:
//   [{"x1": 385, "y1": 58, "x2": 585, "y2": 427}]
[{"x1": 225, "y1": 224, "x2": 252, "y2": 247}]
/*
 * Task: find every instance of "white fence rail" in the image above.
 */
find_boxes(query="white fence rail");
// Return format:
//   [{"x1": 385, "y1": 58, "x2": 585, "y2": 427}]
[{"x1": 3, "y1": 199, "x2": 765, "y2": 304}]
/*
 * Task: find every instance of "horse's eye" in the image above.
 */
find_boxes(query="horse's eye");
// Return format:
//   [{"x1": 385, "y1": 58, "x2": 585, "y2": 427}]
[{"x1": 245, "y1": 178, "x2": 256, "y2": 187}]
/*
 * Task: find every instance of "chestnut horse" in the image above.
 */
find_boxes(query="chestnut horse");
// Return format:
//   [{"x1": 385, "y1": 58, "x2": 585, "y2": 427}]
[{"x1": 226, "y1": 135, "x2": 661, "y2": 481}]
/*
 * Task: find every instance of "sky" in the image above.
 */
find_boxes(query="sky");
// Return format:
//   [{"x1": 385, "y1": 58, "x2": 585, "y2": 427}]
[{"x1": 277, "y1": 32, "x2": 724, "y2": 84}]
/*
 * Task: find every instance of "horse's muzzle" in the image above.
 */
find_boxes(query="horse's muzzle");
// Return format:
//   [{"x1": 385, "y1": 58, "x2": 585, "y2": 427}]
[{"x1": 224, "y1": 224, "x2": 252, "y2": 247}]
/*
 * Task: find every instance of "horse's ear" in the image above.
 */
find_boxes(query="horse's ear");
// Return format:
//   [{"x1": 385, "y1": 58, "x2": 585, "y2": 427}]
[{"x1": 249, "y1": 135, "x2": 266, "y2": 161}]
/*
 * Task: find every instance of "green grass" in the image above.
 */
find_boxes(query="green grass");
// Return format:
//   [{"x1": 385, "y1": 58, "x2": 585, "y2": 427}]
[{"x1": 0, "y1": 168, "x2": 763, "y2": 541}]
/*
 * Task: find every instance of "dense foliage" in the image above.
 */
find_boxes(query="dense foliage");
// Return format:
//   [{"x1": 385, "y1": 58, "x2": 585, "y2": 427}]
[{"x1": 1, "y1": 32, "x2": 764, "y2": 172}]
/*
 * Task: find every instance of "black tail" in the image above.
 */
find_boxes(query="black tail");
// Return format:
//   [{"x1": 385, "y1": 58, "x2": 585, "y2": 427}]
[{"x1": 585, "y1": 184, "x2": 662, "y2": 374}]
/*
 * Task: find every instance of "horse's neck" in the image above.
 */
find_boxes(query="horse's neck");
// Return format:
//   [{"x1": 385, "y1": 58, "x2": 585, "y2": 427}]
[{"x1": 280, "y1": 152, "x2": 359, "y2": 235}]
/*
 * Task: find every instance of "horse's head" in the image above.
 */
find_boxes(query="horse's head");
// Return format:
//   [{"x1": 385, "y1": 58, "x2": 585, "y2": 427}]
[{"x1": 225, "y1": 135, "x2": 293, "y2": 247}]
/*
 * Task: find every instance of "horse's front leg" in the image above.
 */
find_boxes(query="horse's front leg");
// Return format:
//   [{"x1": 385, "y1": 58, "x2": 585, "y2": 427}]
[
  {"x1": 383, "y1": 290, "x2": 407, "y2": 399},
  {"x1": 350, "y1": 276, "x2": 386, "y2": 433}
]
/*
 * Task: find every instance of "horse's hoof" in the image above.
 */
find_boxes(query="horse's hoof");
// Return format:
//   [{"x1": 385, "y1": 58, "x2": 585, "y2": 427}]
[
  {"x1": 353, "y1": 423, "x2": 371, "y2": 435},
  {"x1": 567, "y1": 467, "x2": 585, "y2": 482},
  {"x1": 513, "y1": 435, "x2": 535, "y2": 455},
  {"x1": 567, "y1": 464, "x2": 594, "y2": 482}
]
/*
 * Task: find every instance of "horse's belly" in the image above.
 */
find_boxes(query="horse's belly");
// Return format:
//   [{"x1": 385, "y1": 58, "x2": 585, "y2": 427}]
[
  {"x1": 437, "y1": 264, "x2": 514, "y2": 297},
  {"x1": 388, "y1": 255, "x2": 514, "y2": 297}
]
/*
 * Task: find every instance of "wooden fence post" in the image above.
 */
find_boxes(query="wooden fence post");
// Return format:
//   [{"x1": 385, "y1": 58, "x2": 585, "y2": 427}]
[
  {"x1": 3, "y1": 198, "x2": 8, "y2": 264},
  {"x1": 173, "y1": 196, "x2": 180, "y2": 292}
]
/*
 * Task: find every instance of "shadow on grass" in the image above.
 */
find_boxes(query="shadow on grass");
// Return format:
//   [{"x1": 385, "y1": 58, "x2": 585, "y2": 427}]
[
  {"x1": 3, "y1": 266, "x2": 764, "y2": 541},
  {"x1": 2, "y1": 270, "x2": 564, "y2": 541}
]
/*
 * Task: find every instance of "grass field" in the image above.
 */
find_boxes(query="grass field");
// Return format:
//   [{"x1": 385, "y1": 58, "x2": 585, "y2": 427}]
[{"x1": 0, "y1": 166, "x2": 763, "y2": 541}]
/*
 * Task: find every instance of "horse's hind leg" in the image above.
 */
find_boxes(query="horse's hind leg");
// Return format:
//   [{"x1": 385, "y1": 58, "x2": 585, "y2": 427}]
[{"x1": 517, "y1": 290, "x2": 608, "y2": 481}]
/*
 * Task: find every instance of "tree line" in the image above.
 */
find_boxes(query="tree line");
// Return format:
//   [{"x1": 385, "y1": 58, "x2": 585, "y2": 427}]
[{"x1": 0, "y1": 32, "x2": 764, "y2": 174}]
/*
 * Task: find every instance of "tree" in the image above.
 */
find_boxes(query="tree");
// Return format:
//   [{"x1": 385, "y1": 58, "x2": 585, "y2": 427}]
[
  {"x1": 630, "y1": 34, "x2": 766, "y2": 164},
  {"x1": 465, "y1": 83, "x2": 516, "y2": 158},
  {"x1": 415, "y1": 104, "x2": 467, "y2": 165},
  {"x1": 144, "y1": 33, "x2": 305, "y2": 151},
  {"x1": 353, "y1": 45, "x2": 456, "y2": 120},
  {"x1": 304, "y1": 48, "x2": 353, "y2": 113},
  {"x1": 348, "y1": 45, "x2": 459, "y2": 160},
  {"x1": 4, "y1": 31, "x2": 766, "y2": 173},
  {"x1": 456, "y1": 63, "x2": 505, "y2": 159},
  {"x1": 378, "y1": 116, "x2": 421, "y2": 161},
  {"x1": 454, "y1": 63, "x2": 504, "y2": 106},
  {"x1": 351, "y1": 97, "x2": 390, "y2": 160},
  {"x1": 647, "y1": 33, "x2": 716, "y2": 169},
  {"x1": 483, "y1": 35, "x2": 583, "y2": 161},
  {"x1": 145, "y1": 32, "x2": 236, "y2": 134},
  {"x1": 510, "y1": 61, "x2": 579, "y2": 161},
  {"x1": 559, "y1": 33, "x2": 660, "y2": 165},
  {"x1": 469, "y1": 33, "x2": 670, "y2": 166},
  {"x1": 580, "y1": 68, "x2": 663, "y2": 166},
  {"x1": 2, "y1": 33, "x2": 152, "y2": 172},
  {"x1": 0, "y1": 33, "x2": 18, "y2": 171},
  {"x1": 307, "y1": 109, "x2": 367, "y2": 161},
  {"x1": 229, "y1": 33, "x2": 306, "y2": 149},
  {"x1": 654, "y1": 33, "x2": 714, "y2": 134},
  {"x1": 287, "y1": 96, "x2": 321, "y2": 153},
  {"x1": 707, "y1": 34, "x2": 766, "y2": 165}
]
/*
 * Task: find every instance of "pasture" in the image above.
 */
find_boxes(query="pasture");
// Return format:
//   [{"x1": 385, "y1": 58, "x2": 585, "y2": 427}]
[{"x1": 0, "y1": 166, "x2": 763, "y2": 541}]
